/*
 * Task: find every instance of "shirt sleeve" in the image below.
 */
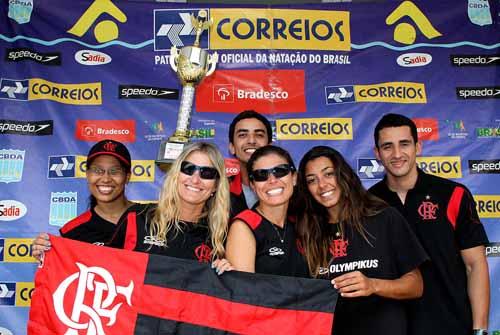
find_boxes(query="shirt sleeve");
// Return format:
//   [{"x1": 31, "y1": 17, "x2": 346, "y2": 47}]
[{"x1": 454, "y1": 186, "x2": 489, "y2": 250}]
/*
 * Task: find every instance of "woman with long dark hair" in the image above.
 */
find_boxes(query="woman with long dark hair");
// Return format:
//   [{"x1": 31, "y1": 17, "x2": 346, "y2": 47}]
[{"x1": 296, "y1": 146, "x2": 428, "y2": 335}]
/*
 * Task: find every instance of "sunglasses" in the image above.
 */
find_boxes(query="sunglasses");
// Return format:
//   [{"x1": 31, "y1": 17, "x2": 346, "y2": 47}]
[
  {"x1": 250, "y1": 164, "x2": 295, "y2": 182},
  {"x1": 180, "y1": 161, "x2": 219, "y2": 180}
]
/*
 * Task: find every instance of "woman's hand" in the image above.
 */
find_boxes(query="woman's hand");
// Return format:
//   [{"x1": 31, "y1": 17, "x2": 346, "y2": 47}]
[
  {"x1": 332, "y1": 271, "x2": 377, "y2": 298},
  {"x1": 212, "y1": 258, "x2": 234, "y2": 276},
  {"x1": 32, "y1": 233, "x2": 50, "y2": 261}
]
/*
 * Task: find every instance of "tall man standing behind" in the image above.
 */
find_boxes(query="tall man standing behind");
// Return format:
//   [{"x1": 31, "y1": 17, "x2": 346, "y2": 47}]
[
  {"x1": 228, "y1": 110, "x2": 272, "y2": 217},
  {"x1": 369, "y1": 113, "x2": 490, "y2": 335}
]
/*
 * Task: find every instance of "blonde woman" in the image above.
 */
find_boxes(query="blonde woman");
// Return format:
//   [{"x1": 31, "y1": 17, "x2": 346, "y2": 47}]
[{"x1": 109, "y1": 142, "x2": 232, "y2": 270}]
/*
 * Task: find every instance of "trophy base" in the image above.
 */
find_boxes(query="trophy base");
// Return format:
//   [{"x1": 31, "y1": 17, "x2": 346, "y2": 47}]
[{"x1": 155, "y1": 140, "x2": 188, "y2": 170}]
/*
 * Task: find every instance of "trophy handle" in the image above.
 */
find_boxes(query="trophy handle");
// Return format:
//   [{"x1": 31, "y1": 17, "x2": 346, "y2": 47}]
[
  {"x1": 205, "y1": 52, "x2": 218, "y2": 77},
  {"x1": 169, "y1": 46, "x2": 179, "y2": 72}
]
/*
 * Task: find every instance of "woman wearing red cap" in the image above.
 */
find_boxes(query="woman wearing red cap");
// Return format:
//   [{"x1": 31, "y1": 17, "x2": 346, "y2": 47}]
[{"x1": 32, "y1": 139, "x2": 145, "y2": 258}]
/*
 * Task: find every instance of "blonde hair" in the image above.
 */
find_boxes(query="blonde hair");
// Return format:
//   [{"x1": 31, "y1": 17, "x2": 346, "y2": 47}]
[{"x1": 149, "y1": 142, "x2": 230, "y2": 259}]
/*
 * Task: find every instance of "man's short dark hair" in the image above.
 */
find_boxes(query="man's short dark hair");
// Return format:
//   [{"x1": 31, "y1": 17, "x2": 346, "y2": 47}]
[
  {"x1": 228, "y1": 110, "x2": 272, "y2": 144},
  {"x1": 374, "y1": 113, "x2": 418, "y2": 148}
]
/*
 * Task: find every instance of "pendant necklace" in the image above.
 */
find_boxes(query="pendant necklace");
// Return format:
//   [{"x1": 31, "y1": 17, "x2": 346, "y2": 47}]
[{"x1": 256, "y1": 208, "x2": 286, "y2": 243}]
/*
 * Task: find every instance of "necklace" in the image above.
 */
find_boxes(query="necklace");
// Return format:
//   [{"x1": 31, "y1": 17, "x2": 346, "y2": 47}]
[
  {"x1": 256, "y1": 208, "x2": 286, "y2": 243},
  {"x1": 329, "y1": 222, "x2": 342, "y2": 238}
]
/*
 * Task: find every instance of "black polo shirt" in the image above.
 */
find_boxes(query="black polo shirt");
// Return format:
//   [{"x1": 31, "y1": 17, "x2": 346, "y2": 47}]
[{"x1": 369, "y1": 169, "x2": 489, "y2": 335}]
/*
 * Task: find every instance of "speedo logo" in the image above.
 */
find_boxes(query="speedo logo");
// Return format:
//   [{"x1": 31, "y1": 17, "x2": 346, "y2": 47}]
[
  {"x1": 119, "y1": 85, "x2": 179, "y2": 100},
  {"x1": 210, "y1": 8, "x2": 350, "y2": 51},
  {"x1": 485, "y1": 242, "x2": 500, "y2": 257},
  {"x1": 473, "y1": 195, "x2": 500, "y2": 218},
  {"x1": 456, "y1": 87, "x2": 500, "y2": 99},
  {"x1": 6, "y1": 48, "x2": 61, "y2": 65},
  {"x1": 416, "y1": 156, "x2": 462, "y2": 179},
  {"x1": 325, "y1": 82, "x2": 427, "y2": 104},
  {"x1": 451, "y1": 54, "x2": 500, "y2": 67},
  {"x1": 276, "y1": 118, "x2": 352, "y2": 140},
  {"x1": 0, "y1": 120, "x2": 53, "y2": 136},
  {"x1": 469, "y1": 159, "x2": 500, "y2": 174}
]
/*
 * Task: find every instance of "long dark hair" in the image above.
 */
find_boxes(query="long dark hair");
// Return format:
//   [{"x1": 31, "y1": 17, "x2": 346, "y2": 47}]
[{"x1": 296, "y1": 146, "x2": 387, "y2": 276}]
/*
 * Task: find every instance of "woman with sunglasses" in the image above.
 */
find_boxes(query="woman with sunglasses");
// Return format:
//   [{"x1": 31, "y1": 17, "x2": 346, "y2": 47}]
[
  {"x1": 296, "y1": 146, "x2": 428, "y2": 335},
  {"x1": 225, "y1": 145, "x2": 309, "y2": 277},
  {"x1": 108, "y1": 142, "x2": 231, "y2": 267},
  {"x1": 32, "y1": 139, "x2": 147, "y2": 260}
]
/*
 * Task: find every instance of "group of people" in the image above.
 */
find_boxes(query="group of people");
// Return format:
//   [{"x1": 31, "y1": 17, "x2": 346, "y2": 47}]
[{"x1": 32, "y1": 111, "x2": 490, "y2": 335}]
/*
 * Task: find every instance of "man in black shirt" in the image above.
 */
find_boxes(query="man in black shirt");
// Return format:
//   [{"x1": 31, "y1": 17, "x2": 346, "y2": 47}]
[{"x1": 369, "y1": 113, "x2": 490, "y2": 335}]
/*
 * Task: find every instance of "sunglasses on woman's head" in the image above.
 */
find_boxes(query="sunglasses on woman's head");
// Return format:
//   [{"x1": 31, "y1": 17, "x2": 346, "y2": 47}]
[
  {"x1": 250, "y1": 164, "x2": 295, "y2": 182},
  {"x1": 180, "y1": 161, "x2": 219, "y2": 180}
]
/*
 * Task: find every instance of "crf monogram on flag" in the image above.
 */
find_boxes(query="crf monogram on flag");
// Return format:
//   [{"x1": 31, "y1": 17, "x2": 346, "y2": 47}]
[{"x1": 27, "y1": 236, "x2": 337, "y2": 335}]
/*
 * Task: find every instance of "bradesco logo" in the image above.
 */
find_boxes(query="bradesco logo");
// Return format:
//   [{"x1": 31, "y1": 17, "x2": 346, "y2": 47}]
[
  {"x1": 0, "y1": 200, "x2": 27, "y2": 221},
  {"x1": 456, "y1": 87, "x2": 500, "y2": 100},
  {"x1": 276, "y1": 118, "x2": 352, "y2": 140},
  {"x1": 74, "y1": 157, "x2": 154, "y2": 182},
  {"x1": 75, "y1": 50, "x2": 112, "y2": 66},
  {"x1": 0, "y1": 238, "x2": 36, "y2": 263},
  {"x1": 119, "y1": 85, "x2": 179, "y2": 100},
  {"x1": 0, "y1": 119, "x2": 53, "y2": 136},
  {"x1": 396, "y1": 53, "x2": 432, "y2": 67},
  {"x1": 210, "y1": 8, "x2": 350, "y2": 51},
  {"x1": 416, "y1": 156, "x2": 462, "y2": 179},
  {"x1": 224, "y1": 158, "x2": 240, "y2": 177},
  {"x1": 474, "y1": 195, "x2": 500, "y2": 218},
  {"x1": 6, "y1": 48, "x2": 61, "y2": 65},
  {"x1": 469, "y1": 159, "x2": 500, "y2": 174},
  {"x1": 325, "y1": 82, "x2": 427, "y2": 104},
  {"x1": 412, "y1": 118, "x2": 439, "y2": 141},
  {"x1": 196, "y1": 69, "x2": 305, "y2": 114},
  {"x1": 486, "y1": 242, "x2": 500, "y2": 257},
  {"x1": 75, "y1": 120, "x2": 136, "y2": 143},
  {"x1": 451, "y1": 54, "x2": 500, "y2": 67}
]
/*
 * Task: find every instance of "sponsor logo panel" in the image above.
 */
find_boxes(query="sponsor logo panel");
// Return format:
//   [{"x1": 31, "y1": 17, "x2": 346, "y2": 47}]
[
  {"x1": 357, "y1": 159, "x2": 385, "y2": 179},
  {"x1": 196, "y1": 69, "x2": 306, "y2": 114},
  {"x1": 224, "y1": 158, "x2": 240, "y2": 177},
  {"x1": 0, "y1": 282, "x2": 16, "y2": 306},
  {"x1": 445, "y1": 119, "x2": 469, "y2": 139},
  {"x1": 75, "y1": 50, "x2": 111, "y2": 65},
  {"x1": 325, "y1": 82, "x2": 426, "y2": 104},
  {"x1": 413, "y1": 118, "x2": 439, "y2": 141},
  {"x1": 0, "y1": 200, "x2": 27, "y2": 221},
  {"x1": 8, "y1": 0, "x2": 33, "y2": 24},
  {"x1": 456, "y1": 86, "x2": 500, "y2": 100},
  {"x1": 1, "y1": 238, "x2": 35, "y2": 263},
  {"x1": 29, "y1": 78, "x2": 102, "y2": 105},
  {"x1": 119, "y1": 85, "x2": 179, "y2": 100},
  {"x1": 15, "y1": 282, "x2": 34, "y2": 307},
  {"x1": 0, "y1": 78, "x2": 29, "y2": 100},
  {"x1": 5, "y1": 48, "x2": 61, "y2": 65},
  {"x1": 49, "y1": 192, "x2": 77, "y2": 227},
  {"x1": 416, "y1": 156, "x2": 462, "y2": 179},
  {"x1": 451, "y1": 54, "x2": 500, "y2": 67},
  {"x1": 210, "y1": 8, "x2": 351, "y2": 51},
  {"x1": 48, "y1": 155, "x2": 76, "y2": 179},
  {"x1": 0, "y1": 149, "x2": 25, "y2": 183},
  {"x1": 486, "y1": 242, "x2": 500, "y2": 257},
  {"x1": 276, "y1": 118, "x2": 352, "y2": 140},
  {"x1": 129, "y1": 160, "x2": 155, "y2": 182},
  {"x1": 75, "y1": 120, "x2": 136, "y2": 143},
  {"x1": 469, "y1": 159, "x2": 500, "y2": 174},
  {"x1": 0, "y1": 326, "x2": 14, "y2": 335},
  {"x1": 396, "y1": 53, "x2": 432, "y2": 67},
  {"x1": 476, "y1": 126, "x2": 500, "y2": 138},
  {"x1": 0, "y1": 119, "x2": 53, "y2": 136},
  {"x1": 474, "y1": 195, "x2": 500, "y2": 218}
]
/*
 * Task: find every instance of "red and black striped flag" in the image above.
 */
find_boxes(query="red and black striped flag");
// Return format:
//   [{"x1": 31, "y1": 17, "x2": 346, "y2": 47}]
[{"x1": 28, "y1": 236, "x2": 337, "y2": 335}]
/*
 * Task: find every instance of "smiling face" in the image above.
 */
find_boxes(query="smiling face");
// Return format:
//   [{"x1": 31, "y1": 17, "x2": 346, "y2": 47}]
[
  {"x1": 177, "y1": 150, "x2": 218, "y2": 210},
  {"x1": 250, "y1": 153, "x2": 296, "y2": 207},
  {"x1": 304, "y1": 156, "x2": 342, "y2": 222},
  {"x1": 229, "y1": 117, "x2": 270, "y2": 164},
  {"x1": 86, "y1": 155, "x2": 130, "y2": 205},
  {"x1": 374, "y1": 126, "x2": 421, "y2": 180}
]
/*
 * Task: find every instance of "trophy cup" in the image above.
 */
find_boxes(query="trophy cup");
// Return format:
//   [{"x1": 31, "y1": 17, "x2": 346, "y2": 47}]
[{"x1": 156, "y1": 10, "x2": 218, "y2": 166}]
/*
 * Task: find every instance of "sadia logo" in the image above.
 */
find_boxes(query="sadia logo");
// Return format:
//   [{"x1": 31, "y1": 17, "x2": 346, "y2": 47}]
[
  {"x1": 413, "y1": 118, "x2": 439, "y2": 141},
  {"x1": 469, "y1": 159, "x2": 500, "y2": 174},
  {"x1": 210, "y1": 8, "x2": 350, "y2": 51},
  {"x1": 0, "y1": 149, "x2": 25, "y2": 183},
  {"x1": 0, "y1": 119, "x2": 53, "y2": 136},
  {"x1": 119, "y1": 85, "x2": 179, "y2": 100},
  {"x1": 474, "y1": 195, "x2": 500, "y2": 218},
  {"x1": 75, "y1": 120, "x2": 136, "y2": 143},
  {"x1": 196, "y1": 69, "x2": 306, "y2": 114},
  {"x1": 1, "y1": 238, "x2": 36, "y2": 263},
  {"x1": 357, "y1": 159, "x2": 385, "y2": 179},
  {"x1": 6, "y1": 48, "x2": 61, "y2": 65},
  {"x1": 456, "y1": 87, "x2": 500, "y2": 100},
  {"x1": 0, "y1": 326, "x2": 14, "y2": 335},
  {"x1": 276, "y1": 118, "x2": 352, "y2": 140},
  {"x1": 154, "y1": 8, "x2": 208, "y2": 51},
  {"x1": 416, "y1": 156, "x2": 462, "y2": 179},
  {"x1": 0, "y1": 200, "x2": 27, "y2": 221},
  {"x1": 48, "y1": 155, "x2": 76, "y2": 179},
  {"x1": 49, "y1": 192, "x2": 77, "y2": 227},
  {"x1": 75, "y1": 50, "x2": 112, "y2": 65},
  {"x1": 396, "y1": 53, "x2": 432, "y2": 67},
  {"x1": 325, "y1": 82, "x2": 427, "y2": 104},
  {"x1": 451, "y1": 54, "x2": 500, "y2": 67}
]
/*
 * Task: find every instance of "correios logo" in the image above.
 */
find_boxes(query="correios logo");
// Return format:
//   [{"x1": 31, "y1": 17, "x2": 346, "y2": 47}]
[
  {"x1": 397, "y1": 53, "x2": 432, "y2": 67},
  {"x1": 474, "y1": 195, "x2": 500, "y2": 218},
  {"x1": 416, "y1": 156, "x2": 462, "y2": 179},
  {"x1": 0, "y1": 200, "x2": 27, "y2": 221},
  {"x1": 75, "y1": 50, "x2": 111, "y2": 65},
  {"x1": 276, "y1": 118, "x2": 352, "y2": 140}
]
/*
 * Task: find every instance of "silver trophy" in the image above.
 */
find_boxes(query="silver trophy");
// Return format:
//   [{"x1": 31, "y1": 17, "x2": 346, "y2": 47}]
[{"x1": 156, "y1": 10, "x2": 218, "y2": 164}]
